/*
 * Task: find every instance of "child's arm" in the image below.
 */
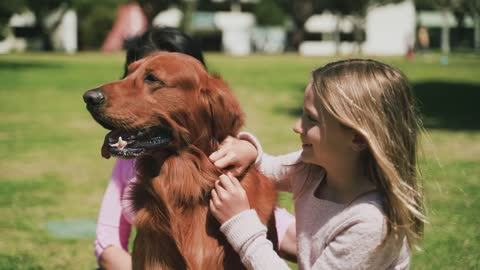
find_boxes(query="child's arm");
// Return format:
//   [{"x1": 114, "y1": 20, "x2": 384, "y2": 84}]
[
  {"x1": 210, "y1": 173, "x2": 291, "y2": 270},
  {"x1": 95, "y1": 159, "x2": 134, "y2": 269},
  {"x1": 98, "y1": 246, "x2": 132, "y2": 270}
]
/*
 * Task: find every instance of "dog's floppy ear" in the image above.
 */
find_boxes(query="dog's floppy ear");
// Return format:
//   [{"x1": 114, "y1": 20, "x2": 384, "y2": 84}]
[
  {"x1": 200, "y1": 75, "x2": 244, "y2": 144},
  {"x1": 125, "y1": 57, "x2": 148, "y2": 77}
]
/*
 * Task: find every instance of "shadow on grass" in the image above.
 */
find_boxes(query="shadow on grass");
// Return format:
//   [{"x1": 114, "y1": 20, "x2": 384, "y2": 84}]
[
  {"x1": 274, "y1": 81, "x2": 480, "y2": 131},
  {"x1": 413, "y1": 81, "x2": 480, "y2": 130},
  {"x1": 0, "y1": 60, "x2": 63, "y2": 70},
  {"x1": 272, "y1": 84, "x2": 305, "y2": 117}
]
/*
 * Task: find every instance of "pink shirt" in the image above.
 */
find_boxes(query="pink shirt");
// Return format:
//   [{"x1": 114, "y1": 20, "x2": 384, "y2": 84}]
[
  {"x1": 94, "y1": 158, "x2": 295, "y2": 261},
  {"x1": 94, "y1": 159, "x2": 137, "y2": 260}
]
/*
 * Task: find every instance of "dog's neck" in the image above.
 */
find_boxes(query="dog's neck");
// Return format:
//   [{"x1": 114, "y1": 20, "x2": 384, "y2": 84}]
[{"x1": 134, "y1": 145, "x2": 218, "y2": 211}]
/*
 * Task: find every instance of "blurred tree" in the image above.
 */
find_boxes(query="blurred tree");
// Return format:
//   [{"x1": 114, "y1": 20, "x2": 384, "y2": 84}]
[
  {"x1": 468, "y1": 0, "x2": 480, "y2": 50},
  {"x1": 255, "y1": 0, "x2": 287, "y2": 26},
  {"x1": 179, "y1": 0, "x2": 197, "y2": 35},
  {"x1": 0, "y1": 1, "x2": 24, "y2": 40},
  {"x1": 27, "y1": 0, "x2": 73, "y2": 50},
  {"x1": 321, "y1": 0, "x2": 369, "y2": 54},
  {"x1": 449, "y1": 0, "x2": 480, "y2": 51},
  {"x1": 415, "y1": 0, "x2": 467, "y2": 54},
  {"x1": 74, "y1": 0, "x2": 124, "y2": 49},
  {"x1": 285, "y1": 0, "x2": 317, "y2": 50}
]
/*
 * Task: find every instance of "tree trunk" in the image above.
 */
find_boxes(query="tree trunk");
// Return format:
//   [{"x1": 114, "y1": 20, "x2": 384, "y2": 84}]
[
  {"x1": 33, "y1": 12, "x2": 53, "y2": 51},
  {"x1": 180, "y1": 1, "x2": 197, "y2": 35},
  {"x1": 474, "y1": 12, "x2": 480, "y2": 52},
  {"x1": 290, "y1": 0, "x2": 314, "y2": 50},
  {"x1": 353, "y1": 18, "x2": 364, "y2": 55},
  {"x1": 441, "y1": 8, "x2": 450, "y2": 54},
  {"x1": 334, "y1": 13, "x2": 341, "y2": 55}
]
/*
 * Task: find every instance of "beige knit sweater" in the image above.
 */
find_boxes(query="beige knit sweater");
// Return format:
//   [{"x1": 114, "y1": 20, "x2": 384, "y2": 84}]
[{"x1": 220, "y1": 135, "x2": 410, "y2": 270}]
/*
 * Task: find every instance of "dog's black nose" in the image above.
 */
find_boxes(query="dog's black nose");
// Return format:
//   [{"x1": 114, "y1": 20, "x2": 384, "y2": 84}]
[{"x1": 83, "y1": 89, "x2": 105, "y2": 106}]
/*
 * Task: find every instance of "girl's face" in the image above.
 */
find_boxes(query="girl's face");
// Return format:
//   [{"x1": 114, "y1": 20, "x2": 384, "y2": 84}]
[{"x1": 293, "y1": 83, "x2": 354, "y2": 167}]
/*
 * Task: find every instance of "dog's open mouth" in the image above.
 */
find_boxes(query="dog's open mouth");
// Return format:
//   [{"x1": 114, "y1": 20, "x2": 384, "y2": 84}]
[{"x1": 102, "y1": 126, "x2": 172, "y2": 159}]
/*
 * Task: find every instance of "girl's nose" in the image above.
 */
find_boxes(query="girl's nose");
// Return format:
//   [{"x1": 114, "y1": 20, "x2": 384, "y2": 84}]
[{"x1": 293, "y1": 119, "x2": 303, "y2": 134}]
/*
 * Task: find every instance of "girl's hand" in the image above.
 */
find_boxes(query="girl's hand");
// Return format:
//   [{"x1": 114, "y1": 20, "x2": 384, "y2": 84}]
[
  {"x1": 209, "y1": 136, "x2": 258, "y2": 176},
  {"x1": 210, "y1": 173, "x2": 250, "y2": 224}
]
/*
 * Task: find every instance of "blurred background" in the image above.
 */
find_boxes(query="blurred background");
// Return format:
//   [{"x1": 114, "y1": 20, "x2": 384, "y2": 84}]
[
  {"x1": 0, "y1": 0, "x2": 479, "y2": 269},
  {"x1": 0, "y1": 0, "x2": 479, "y2": 56}
]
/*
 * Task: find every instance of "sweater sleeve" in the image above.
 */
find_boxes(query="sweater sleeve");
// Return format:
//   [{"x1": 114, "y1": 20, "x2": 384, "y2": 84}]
[
  {"x1": 94, "y1": 159, "x2": 135, "y2": 262},
  {"x1": 311, "y1": 218, "x2": 406, "y2": 270},
  {"x1": 220, "y1": 210, "x2": 291, "y2": 270},
  {"x1": 238, "y1": 132, "x2": 302, "y2": 192}
]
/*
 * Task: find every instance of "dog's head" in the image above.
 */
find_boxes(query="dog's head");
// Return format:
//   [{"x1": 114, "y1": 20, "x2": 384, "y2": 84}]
[{"x1": 83, "y1": 52, "x2": 244, "y2": 159}]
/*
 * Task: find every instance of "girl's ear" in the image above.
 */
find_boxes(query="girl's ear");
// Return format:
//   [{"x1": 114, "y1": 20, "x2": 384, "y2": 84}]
[{"x1": 351, "y1": 133, "x2": 368, "y2": 152}]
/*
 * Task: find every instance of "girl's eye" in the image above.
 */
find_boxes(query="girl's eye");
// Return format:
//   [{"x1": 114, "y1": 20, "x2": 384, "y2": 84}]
[{"x1": 307, "y1": 114, "x2": 316, "y2": 122}]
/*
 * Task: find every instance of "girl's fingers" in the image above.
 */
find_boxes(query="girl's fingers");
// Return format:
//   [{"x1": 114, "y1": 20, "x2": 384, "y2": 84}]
[
  {"x1": 209, "y1": 200, "x2": 219, "y2": 214},
  {"x1": 229, "y1": 167, "x2": 242, "y2": 177},
  {"x1": 227, "y1": 172, "x2": 242, "y2": 188},
  {"x1": 219, "y1": 174, "x2": 235, "y2": 191},
  {"x1": 209, "y1": 148, "x2": 227, "y2": 162},
  {"x1": 214, "y1": 180, "x2": 228, "y2": 200},
  {"x1": 210, "y1": 136, "x2": 235, "y2": 162},
  {"x1": 211, "y1": 189, "x2": 220, "y2": 206},
  {"x1": 214, "y1": 152, "x2": 236, "y2": 169}
]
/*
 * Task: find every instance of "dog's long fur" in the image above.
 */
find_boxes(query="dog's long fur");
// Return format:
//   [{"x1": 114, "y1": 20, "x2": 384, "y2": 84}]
[{"x1": 85, "y1": 52, "x2": 277, "y2": 269}]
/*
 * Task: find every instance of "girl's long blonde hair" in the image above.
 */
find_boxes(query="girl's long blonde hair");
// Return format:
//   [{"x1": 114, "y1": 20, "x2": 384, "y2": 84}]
[{"x1": 311, "y1": 59, "x2": 425, "y2": 250}]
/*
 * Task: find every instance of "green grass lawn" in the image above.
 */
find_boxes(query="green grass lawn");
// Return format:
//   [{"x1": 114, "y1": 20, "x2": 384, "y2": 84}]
[{"x1": 1, "y1": 52, "x2": 479, "y2": 269}]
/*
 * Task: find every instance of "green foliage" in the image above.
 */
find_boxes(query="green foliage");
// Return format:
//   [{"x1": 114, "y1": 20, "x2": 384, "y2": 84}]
[
  {"x1": 254, "y1": 0, "x2": 287, "y2": 26},
  {"x1": 0, "y1": 1, "x2": 24, "y2": 29},
  {"x1": 76, "y1": 5, "x2": 117, "y2": 49},
  {"x1": 0, "y1": 52, "x2": 479, "y2": 269},
  {"x1": 73, "y1": 0, "x2": 129, "y2": 49}
]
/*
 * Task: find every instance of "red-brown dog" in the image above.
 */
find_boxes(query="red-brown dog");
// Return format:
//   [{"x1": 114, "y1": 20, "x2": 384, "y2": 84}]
[{"x1": 83, "y1": 52, "x2": 277, "y2": 270}]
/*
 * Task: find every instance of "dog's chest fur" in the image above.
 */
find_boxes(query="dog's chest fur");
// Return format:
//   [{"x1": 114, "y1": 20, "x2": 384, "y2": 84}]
[{"x1": 131, "y1": 150, "x2": 245, "y2": 270}]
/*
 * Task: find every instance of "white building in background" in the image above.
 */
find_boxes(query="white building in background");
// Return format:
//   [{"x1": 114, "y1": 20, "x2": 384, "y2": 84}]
[
  {"x1": 0, "y1": 6, "x2": 77, "y2": 54},
  {"x1": 49, "y1": 9, "x2": 78, "y2": 54},
  {"x1": 153, "y1": 6, "x2": 183, "y2": 28},
  {"x1": 300, "y1": 0, "x2": 416, "y2": 56},
  {"x1": 300, "y1": 13, "x2": 356, "y2": 56},
  {"x1": 0, "y1": 0, "x2": 436, "y2": 56},
  {"x1": 153, "y1": 4, "x2": 257, "y2": 56},
  {"x1": 214, "y1": 12, "x2": 255, "y2": 56},
  {"x1": 0, "y1": 11, "x2": 35, "y2": 53},
  {"x1": 362, "y1": 0, "x2": 416, "y2": 55}
]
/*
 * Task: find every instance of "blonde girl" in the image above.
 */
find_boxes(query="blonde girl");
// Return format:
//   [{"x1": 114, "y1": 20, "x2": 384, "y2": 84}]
[{"x1": 209, "y1": 59, "x2": 426, "y2": 269}]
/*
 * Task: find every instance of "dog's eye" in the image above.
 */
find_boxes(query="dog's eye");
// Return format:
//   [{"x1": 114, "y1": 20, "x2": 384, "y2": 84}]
[{"x1": 144, "y1": 73, "x2": 164, "y2": 85}]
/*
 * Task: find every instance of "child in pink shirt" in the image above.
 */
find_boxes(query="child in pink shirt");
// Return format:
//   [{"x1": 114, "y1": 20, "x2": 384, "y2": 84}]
[{"x1": 209, "y1": 59, "x2": 426, "y2": 269}]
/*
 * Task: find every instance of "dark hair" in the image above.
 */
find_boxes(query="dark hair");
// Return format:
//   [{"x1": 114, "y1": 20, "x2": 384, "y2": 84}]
[{"x1": 122, "y1": 27, "x2": 205, "y2": 78}]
